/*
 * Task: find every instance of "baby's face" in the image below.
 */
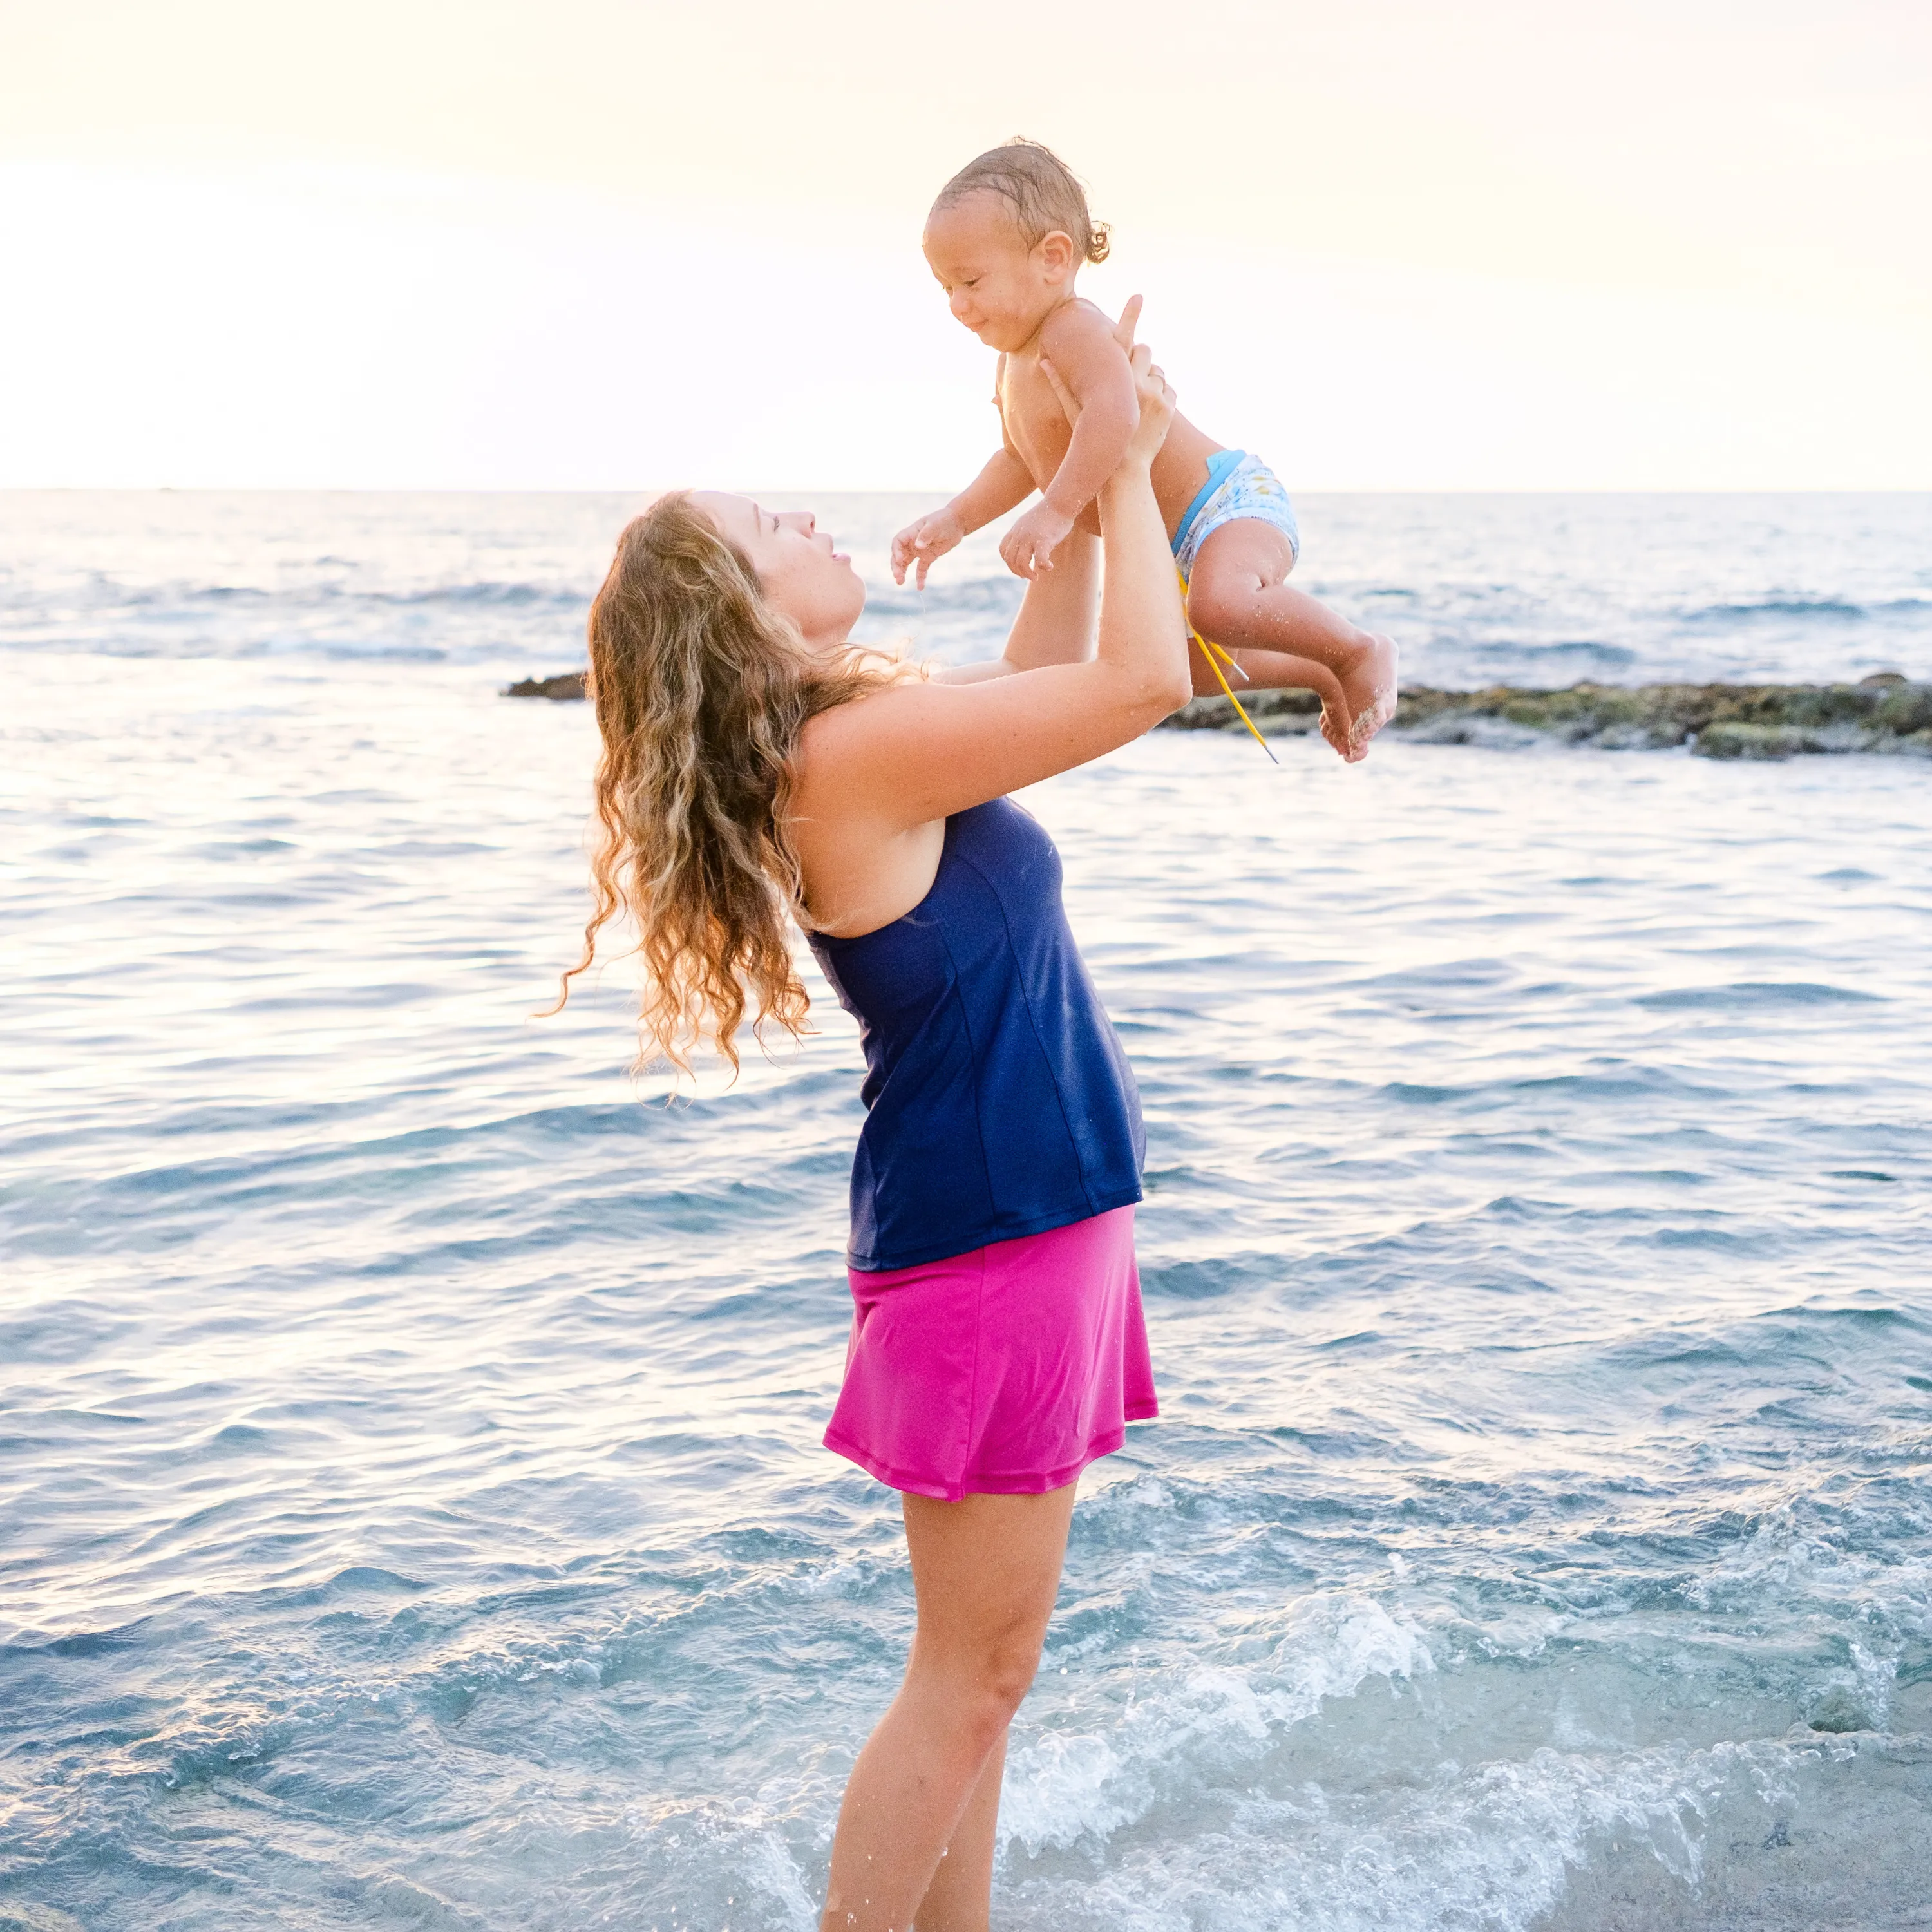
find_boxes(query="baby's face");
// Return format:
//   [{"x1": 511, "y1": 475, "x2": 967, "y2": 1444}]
[{"x1": 923, "y1": 194, "x2": 1068, "y2": 352}]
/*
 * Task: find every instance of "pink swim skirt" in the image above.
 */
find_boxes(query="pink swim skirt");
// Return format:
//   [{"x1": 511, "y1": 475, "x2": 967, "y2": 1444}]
[{"x1": 823, "y1": 1205, "x2": 1157, "y2": 1502}]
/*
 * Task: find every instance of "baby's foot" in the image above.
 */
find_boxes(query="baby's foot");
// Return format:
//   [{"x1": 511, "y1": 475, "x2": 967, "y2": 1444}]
[{"x1": 1340, "y1": 634, "x2": 1399, "y2": 762}]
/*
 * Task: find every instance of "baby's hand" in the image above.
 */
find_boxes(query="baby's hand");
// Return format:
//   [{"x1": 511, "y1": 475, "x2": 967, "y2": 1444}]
[
  {"x1": 891, "y1": 507, "x2": 965, "y2": 588},
  {"x1": 999, "y1": 502, "x2": 1075, "y2": 580}
]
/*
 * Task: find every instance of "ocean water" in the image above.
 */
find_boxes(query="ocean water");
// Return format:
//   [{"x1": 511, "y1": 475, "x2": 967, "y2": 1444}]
[{"x1": 3, "y1": 491, "x2": 1931, "y2": 1931}]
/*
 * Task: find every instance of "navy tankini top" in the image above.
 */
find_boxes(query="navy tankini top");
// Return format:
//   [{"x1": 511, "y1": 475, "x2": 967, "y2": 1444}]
[{"x1": 806, "y1": 797, "x2": 1145, "y2": 1273}]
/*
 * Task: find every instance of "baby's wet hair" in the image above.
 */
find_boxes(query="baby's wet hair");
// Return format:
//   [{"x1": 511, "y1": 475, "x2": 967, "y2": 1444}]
[{"x1": 933, "y1": 138, "x2": 1110, "y2": 265}]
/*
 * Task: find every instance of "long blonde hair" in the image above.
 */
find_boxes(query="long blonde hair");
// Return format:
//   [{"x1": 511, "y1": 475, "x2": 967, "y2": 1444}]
[{"x1": 549, "y1": 493, "x2": 905, "y2": 1075}]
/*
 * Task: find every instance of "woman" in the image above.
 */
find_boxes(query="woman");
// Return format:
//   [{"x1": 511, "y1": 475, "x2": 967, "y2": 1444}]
[{"x1": 559, "y1": 334, "x2": 1187, "y2": 1931}]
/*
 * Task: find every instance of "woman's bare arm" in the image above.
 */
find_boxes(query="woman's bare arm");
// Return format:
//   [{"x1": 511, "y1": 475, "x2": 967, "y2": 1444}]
[
  {"x1": 999, "y1": 298, "x2": 1146, "y2": 580},
  {"x1": 931, "y1": 528, "x2": 1099, "y2": 685},
  {"x1": 799, "y1": 345, "x2": 1188, "y2": 829},
  {"x1": 931, "y1": 299, "x2": 1140, "y2": 684},
  {"x1": 1033, "y1": 303, "x2": 1141, "y2": 527}
]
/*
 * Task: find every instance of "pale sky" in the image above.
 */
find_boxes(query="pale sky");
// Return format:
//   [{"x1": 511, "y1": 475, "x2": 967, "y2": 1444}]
[{"x1": 2, "y1": 0, "x2": 1928, "y2": 489}]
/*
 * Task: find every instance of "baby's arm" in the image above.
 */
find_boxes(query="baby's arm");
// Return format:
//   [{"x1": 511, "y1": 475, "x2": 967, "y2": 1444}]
[
  {"x1": 954, "y1": 442, "x2": 1036, "y2": 533},
  {"x1": 891, "y1": 450, "x2": 1033, "y2": 589},
  {"x1": 891, "y1": 368, "x2": 1038, "y2": 588},
  {"x1": 999, "y1": 303, "x2": 1139, "y2": 580}
]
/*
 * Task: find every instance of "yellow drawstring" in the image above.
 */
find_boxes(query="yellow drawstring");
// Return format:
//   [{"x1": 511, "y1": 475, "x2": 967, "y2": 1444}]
[{"x1": 1179, "y1": 567, "x2": 1278, "y2": 766}]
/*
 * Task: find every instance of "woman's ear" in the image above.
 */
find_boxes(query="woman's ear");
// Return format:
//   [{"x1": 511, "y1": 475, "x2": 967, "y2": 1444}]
[{"x1": 1036, "y1": 229, "x2": 1076, "y2": 281}]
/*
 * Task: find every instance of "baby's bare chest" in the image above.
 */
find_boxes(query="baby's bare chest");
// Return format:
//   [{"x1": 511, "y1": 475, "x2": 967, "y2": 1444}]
[{"x1": 996, "y1": 359, "x2": 1072, "y2": 485}]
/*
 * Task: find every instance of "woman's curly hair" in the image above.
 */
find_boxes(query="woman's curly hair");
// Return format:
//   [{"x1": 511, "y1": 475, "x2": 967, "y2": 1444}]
[
  {"x1": 548, "y1": 493, "x2": 909, "y2": 1077},
  {"x1": 933, "y1": 137, "x2": 1110, "y2": 265}
]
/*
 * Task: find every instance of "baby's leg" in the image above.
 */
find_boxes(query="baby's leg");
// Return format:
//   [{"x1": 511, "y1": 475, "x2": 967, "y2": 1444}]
[
  {"x1": 1186, "y1": 520, "x2": 1398, "y2": 759},
  {"x1": 1188, "y1": 642, "x2": 1352, "y2": 757}
]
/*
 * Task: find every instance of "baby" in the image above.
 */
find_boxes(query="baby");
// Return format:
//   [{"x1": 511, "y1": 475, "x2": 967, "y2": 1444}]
[{"x1": 892, "y1": 139, "x2": 1398, "y2": 758}]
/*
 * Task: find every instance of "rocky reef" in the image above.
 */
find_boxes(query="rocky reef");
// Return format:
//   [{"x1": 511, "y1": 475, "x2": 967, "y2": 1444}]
[
  {"x1": 1161, "y1": 673, "x2": 1932, "y2": 759},
  {"x1": 506, "y1": 668, "x2": 1932, "y2": 759},
  {"x1": 504, "y1": 671, "x2": 589, "y2": 701}
]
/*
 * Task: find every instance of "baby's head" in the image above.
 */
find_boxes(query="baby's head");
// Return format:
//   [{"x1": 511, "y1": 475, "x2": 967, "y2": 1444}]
[{"x1": 923, "y1": 138, "x2": 1109, "y2": 352}]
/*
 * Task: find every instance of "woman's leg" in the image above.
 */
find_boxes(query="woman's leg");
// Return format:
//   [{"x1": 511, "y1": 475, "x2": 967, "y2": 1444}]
[
  {"x1": 820, "y1": 1484, "x2": 1077, "y2": 1932},
  {"x1": 909, "y1": 1729, "x2": 1007, "y2": 1931},
  {"x1": 1186, "y1": 518, "x2": 1399, "y2": 755}
]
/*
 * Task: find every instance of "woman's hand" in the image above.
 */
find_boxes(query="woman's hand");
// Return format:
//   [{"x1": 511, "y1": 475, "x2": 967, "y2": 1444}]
[
  {"x1": 1039, "y1": 298, "x2": 1170, "y2": 478},
  {"x1": 1045, "y1": 341, "x2": 1172, "y2": 477},
  {"x1": 1036, "y1": 295, "x2": 1140, "y2": 437},
  {"x1": 1115, "y1": 341, "x2": 1175, "y2": 471}
]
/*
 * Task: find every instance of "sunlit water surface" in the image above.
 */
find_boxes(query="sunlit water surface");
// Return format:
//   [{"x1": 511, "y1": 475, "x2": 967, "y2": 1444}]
[{"x1": 3, "y1": 493, "x2": 1930, "y2": 1931}]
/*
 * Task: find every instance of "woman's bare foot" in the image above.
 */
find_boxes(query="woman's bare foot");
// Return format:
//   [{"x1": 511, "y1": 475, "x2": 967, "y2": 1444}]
[
  {"x1": 1340, "y1": 633, "x2": 1399, "y2": 761},
  {"x1": 1318, "y1": 700, "x2": 1350, "y2": 757}
]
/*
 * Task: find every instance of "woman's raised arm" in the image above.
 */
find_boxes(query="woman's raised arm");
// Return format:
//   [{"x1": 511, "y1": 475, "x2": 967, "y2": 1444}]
[
  {"x1": 799, "y1": 343, "x2": 1189, "y2": 829},
  {"x1": 933, "y1": 298, "x2": 1142, "y2": 687},
  {"x1": 931, "y1": 530, "x2": 1100, "y2": 687}
]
